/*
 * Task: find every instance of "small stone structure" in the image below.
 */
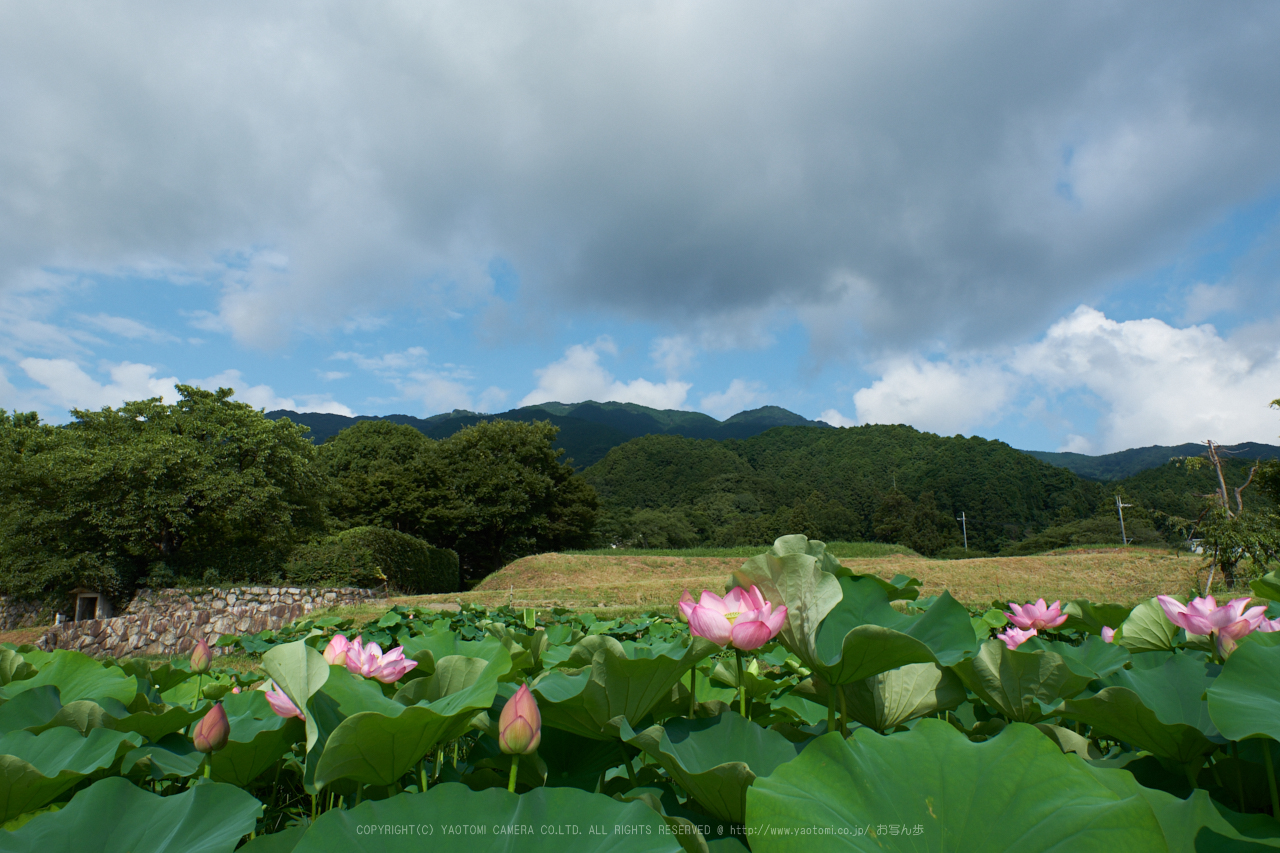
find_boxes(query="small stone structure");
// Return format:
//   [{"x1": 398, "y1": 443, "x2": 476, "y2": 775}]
[{"x1": 30, "y1": 585, "x2": 383, "y2": 658}]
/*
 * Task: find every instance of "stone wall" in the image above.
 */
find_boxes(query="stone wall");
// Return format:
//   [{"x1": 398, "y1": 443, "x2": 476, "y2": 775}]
[
  {"x1": 33, "y1": 586, "x2": 383, "y2": 658},
  {"x1": 0, "y1": 598, "x2": 49, "y2": 631}
]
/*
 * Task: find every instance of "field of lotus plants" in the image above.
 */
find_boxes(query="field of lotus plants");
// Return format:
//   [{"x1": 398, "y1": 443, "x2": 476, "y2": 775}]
[{"x1": 3, "y1": 534, "x2": 1280, "y2": 851}]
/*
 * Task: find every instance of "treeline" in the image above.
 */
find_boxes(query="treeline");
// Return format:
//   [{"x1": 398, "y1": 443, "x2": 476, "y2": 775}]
[
  {"x1": 0, "y1": 387, "x2": 597, "y2": 606},
  {"x1": 582, "y1": 425, "x2": 1280, "y2": 557}
]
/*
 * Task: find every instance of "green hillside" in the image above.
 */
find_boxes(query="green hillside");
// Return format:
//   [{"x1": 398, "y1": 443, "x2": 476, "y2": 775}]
[
  {"x1": 582, "y1": 424, "x2": 1102, "y2": 554},
  {"x1": 1024, "y1": 441, "x2": 1280, "y2": 481}
]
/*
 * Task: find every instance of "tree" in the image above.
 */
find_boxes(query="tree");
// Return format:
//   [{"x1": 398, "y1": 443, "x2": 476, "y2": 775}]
[
  {"x1": 318, "y1": 420, "x2": 436, "y2": 536},
  {"x1": 429, "y1": 420, "x2": 598, "y2": 581},
  {"x1": 0, "y1": 387, "x2": 327, "y2": 601}
]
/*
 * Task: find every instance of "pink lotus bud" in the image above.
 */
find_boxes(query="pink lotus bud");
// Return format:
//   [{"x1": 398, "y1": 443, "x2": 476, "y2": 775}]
[
  {"x1": 1101, "y1": 627, "x2": 1116, "y2": 643},
  {"x1": 498, "y1": 684, "x2": 541, "y2": 755},
  {"x1": 324, "y1": 634, "x2": 352, "y2": 666},
  {"x1": 192, "y1": 703, "x2": 230, "y2": 753},
  {"x1": 231, "y1": 686, "x2": 241, "y2": 694},
  {"x1": 189, "y1": 639, "x2": 212, "y2": 674}
]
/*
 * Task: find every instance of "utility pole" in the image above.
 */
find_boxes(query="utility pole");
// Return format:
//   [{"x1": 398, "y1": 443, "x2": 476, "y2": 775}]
[
  {"x1": 956, "y1": 511, "x2": 968, "y2": 551},
  {"x1": 1115, "y1": 495, "x2": 1132, "y2": 545}
]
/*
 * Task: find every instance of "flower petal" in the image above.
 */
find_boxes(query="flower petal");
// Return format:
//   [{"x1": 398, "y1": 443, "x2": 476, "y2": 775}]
[
  {"x1": 688, "y1": 605, "x2": 733, "y2": 645},
  {"x1": 730, "y1": 619, "x2": 774, "y2": 651}
]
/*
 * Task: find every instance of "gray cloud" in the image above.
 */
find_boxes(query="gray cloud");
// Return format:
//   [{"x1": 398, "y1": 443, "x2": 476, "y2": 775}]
[{"x1": 2, "y1": 1, "x2": 1278, "y2": 354}]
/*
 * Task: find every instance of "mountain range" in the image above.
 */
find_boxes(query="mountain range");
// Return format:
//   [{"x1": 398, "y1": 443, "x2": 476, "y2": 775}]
[{"x1": 265, "y1": 403, "x2": 1280, "y2": 479}]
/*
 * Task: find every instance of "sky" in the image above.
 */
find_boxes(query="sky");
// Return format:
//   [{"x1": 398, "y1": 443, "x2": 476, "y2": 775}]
[{"x1": 2, "y1": 1, "x2": 1280, "y2": 454}]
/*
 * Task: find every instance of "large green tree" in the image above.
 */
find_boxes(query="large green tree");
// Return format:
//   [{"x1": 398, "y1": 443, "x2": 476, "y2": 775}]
[{"x1": 0, "y1": 387, "x2": 326, "y2": 601}]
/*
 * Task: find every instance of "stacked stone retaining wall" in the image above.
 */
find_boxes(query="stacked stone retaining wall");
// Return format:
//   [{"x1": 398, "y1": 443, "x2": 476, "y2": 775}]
[
  {"x1": 32, "y1": 586, "x2": 383, "y2": 658},
  {"x1": 0, "y1": 598, "x2": 49, "y2": 631}
]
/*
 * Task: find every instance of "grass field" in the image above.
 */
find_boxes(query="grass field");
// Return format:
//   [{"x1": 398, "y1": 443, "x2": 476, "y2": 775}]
[{"x1": 399, "y1": 545, "x2": 1208, "y2": 612}]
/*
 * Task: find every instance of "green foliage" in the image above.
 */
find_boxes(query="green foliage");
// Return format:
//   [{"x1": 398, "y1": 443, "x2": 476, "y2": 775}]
[
  {"x1": 285, "y1": 526, "x2": 459, "y2": 593},
  {"x1": 0, "y1": 388, "x2": 326, "y2": 601}
]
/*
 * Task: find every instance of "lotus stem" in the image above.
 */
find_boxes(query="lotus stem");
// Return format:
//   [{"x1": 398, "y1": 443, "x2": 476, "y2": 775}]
[
  {"x1": 622, "y1": 746, "x2": 639, "y2": 785},
  {"x1": 193, "y1": 674, "x2": 203, "y2": 712},
  {"x1": 432, "y1": 744, "x2": 443, "y2": 784},
  {"x1": 1266, "y1": 741, "x2": 1280, "y2": 818},
  {"x1": 419, "y1": 759, "x2": 427, "y2": 793},
  {"x1": 735, "y1": 649, "x2": 747, "y2": 718},
  {"x1": 507, "y1": 754, "x2": 520, "y2": 793},
  {"x1": 354, "y1": 783, "x2": 363, "y2": 807},
  {"x1": 689, "y1": 667, "x2": 697, "y2": 717},
  {"x1": 827, "y1": 686, "x2": 837, "y2": 734},
  {"x1": 838, "y1": 687, "x2": 849, "y2": 738},
  {"x1": 203, "y1": 760, "x2": 211, "y2": 779}
]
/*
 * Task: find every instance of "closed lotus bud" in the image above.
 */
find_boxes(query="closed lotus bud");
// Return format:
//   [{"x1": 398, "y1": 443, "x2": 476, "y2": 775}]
[
  {"x1": 498, "y1": 684, "x2": 541, "y2": 755},
  {"x1": 192, "y1": 703, "x2": 230, "y2": 753},
  {"x1": 190, "y1": 639, "x2": 212, "y2": 675}
]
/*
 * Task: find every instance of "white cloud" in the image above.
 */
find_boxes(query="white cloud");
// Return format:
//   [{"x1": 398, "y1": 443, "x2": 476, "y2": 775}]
[
  {"x1": 651, "y1": 336, "x2": 696, "y2": 378},
  {"x1": 853, "y1": 359, "x2": 1016, "y2": 437},
  {"x1": 520, "y1": 339, "x2": 691, "y2": 409},
  {"x1": 700, "y1": 379, "x2": 764, "y2": 419},
  {"x1": 1181, "y1": 282, "x2": 1240, "y2": 325},
  {"x1": 19, "y1": 358, "x2": 179, "y2": 412},
  {"x1": 819, "y1": 408, "x2": 857, "y2": 428},
  {"x1": 76, "y1": 313, "x2": 178, "y2": 343},
  {"x1": 318, "y1": 370, "x2": 349, "y2": 381},
  {"x1": 190, "y1": 368, "x2": 355, "y2": 415},
  {"x1": 1015, "y1": 306, "x2": 1280, "y2": 452},
  {"x1": 331, "y1": 347, "x2": 430, "y2": 374},
  {"x1": 402, "y1": 370, "x2": 475, "y2": 414}
]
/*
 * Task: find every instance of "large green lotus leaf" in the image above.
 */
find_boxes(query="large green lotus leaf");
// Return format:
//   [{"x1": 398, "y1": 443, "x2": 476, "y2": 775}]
[
  {"x1": 111, "y1": 704, "x2": 204, "y2": 741},
  {"x1": 122, "y1": 733, "x2": 204, "y2": 780},
  {"x1": 953, "y1": 640, "x2": 1094, "y2": 723},
  {"x1": 399, "y1": 628, "x2": 513, "y2": 680},
  {"x1": 237, "y1": 824, "x2": 308, "y2": 853},
  {"x1": 1085, "y1": 764, "x2": 1280, "y2": 852},
  {"x1": 1061, "y1": 655, "x2": 1220, "y2": 765},
  {"x1": 814, "y1": 578, "x2": 976, "y2": 685},
  {"x1": 1, "y1": 652, "x2": 136, "y2": 708},
  {"x1": 264, "y1": 640, "x2": 332, "y2": 762},
  {"x1": 1208, "y1": 635, "x2": 1280, "y2": 742},
  {"x1": 619, "y1": 713, "x2": 798, "y2": 824},
  {"x1": 0, "y1": 685, "x2": 198, "y2": 740},
  {"x1": 25, "y1": 700, "x2": 119, "y2": 736},
  {"x1": 211, "y1": 691, "x2": 305, "y2": 787},
  {"x1": 0, "y1": 651, "x2": 35, "y2": 686},
  {"x1": 1021, "y1": 634, "x2": 1130, "y2": 679},
  {"x1": 1062, "y1": 600, "x2": 1133, "y2": 635},
  {"x1": 393, "y1": 646, "x2": 512, "y2": 711},
  {"x1": 0, "y1": 776, "x2": 262, "y2": 853},
  {"x1": 1120, "y1": 598, "x2": 1181, "y2": 653},
  {"x1": 0, "y1": 727, "x2": 143, "y2": 821},
  {"x1": 285, "y1": 783, "x2": 684, "y2": 853},
  {"x1": 116, "y1": 659, "x2": 196, "y2": 696},
  {"x1": 539, "y1": 726, "x2": 631, "y2": 790},
  {"x1": 313, "y1": 678, "x2": 498, "y2": 788},
  {"x1": 730, "y1": 535, "x2": 845, "y2": 675},
  {"x1": 746, "y1": 720, "x2": 1166, "y2": 852},
  {"x1": 534, "y1": 636, "x2": 717, "y2": 740},
  {"x1": 0, "y1": 687, "x2": 64, "y2": 734},
  {"x1": 843, "y1": 663, "x2": 966, "y2": 732},
  {"x1": 1250, "y1": 572, "x2": 1280, "y2": 604}
]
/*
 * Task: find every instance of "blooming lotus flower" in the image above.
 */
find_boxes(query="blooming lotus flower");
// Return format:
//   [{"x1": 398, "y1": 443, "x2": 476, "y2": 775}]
[
  {"x1": 678, "y1": 586, "x2": 788, "y2": 651},
  {"x1": 264, "y1": 681, "x2": 305, "y2": 720},
  {"x1": 498, "y1": 684, "x2": 541, "y2": 755},
  {"x1": 998, "y1": 626, "x2": 1037, "y2": 649},
  {"x1": 192, "y1": 703, "x2": 230, "y2": 753},
  {"x1": 1157, "y1": 595, "x2": 1270, "y2": 658},
  {"x1": 1101, "y1": 627, "x2": 1116, "y2": 644},
  {"x1": 324, "y1": 634, "x2": 352, "y2": 666},
  {"x1": 189, "y1": 638, "x2": 212, "y2": 674},
  {"x1": 344, "y1": 637, "x2": 418, "y2": 683},
  {"x1": 1007, "y1": 599, "x2": 1068, "y2": 631}
]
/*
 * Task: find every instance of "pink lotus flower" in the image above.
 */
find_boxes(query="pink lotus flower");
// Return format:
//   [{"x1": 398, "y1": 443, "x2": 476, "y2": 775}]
[
  {"x1": 1101, "y1": 627, "x2": 1116, "y2": 643},
  {"x1": 324, "y1": 634, "x2": 352, "y2": 666},
  {"x1": 192, "y1": 703, "x2": 230, "y2": 753},
  {"x1": 1007, "y1": 599, "x2": 1068, "y2": 631},
  {"x1": 498, "y1": 684, "x2": 541, "y2": 755},
  {"x1": 264, "y1": 681, "x2": 305, "y2": 720},
  {"x1": 1157, "y1": 595, "x2": 1270, "y2": 658},
  {"x1": 998, "y1": 626, "x2": 1037, "y2": 649},
  {"x1": 344, "y1": 637, "x2": 418, "y2": 683},
  {"x1": 678, "y1": 586, "x2": 787, "y2": 651}
]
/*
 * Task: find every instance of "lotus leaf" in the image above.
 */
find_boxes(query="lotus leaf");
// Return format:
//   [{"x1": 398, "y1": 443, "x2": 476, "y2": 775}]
[
  {"x1": 814, "y1": 577, "x2": 976, "y2": 685},
  {"x1": 211, "y1": 690, "x2": 306, "y2": 787},
  {"x1": 620, "y1": 713, "x2": 798, "y2": 823},
  {"x1": 0, "y1": 776, "x2": 261, "y2": 853},
  {"x1": 0, "y1": 651, "x2": 136, "y2": 709},
  {"x1": 0, "y1": 727, "x2": 143, "y2": 821},
  {"x1": 1207, "y1": 633, "x2": 1280, "y2": 742},
  {"x1": 746, "y1": 720, "x2": 1167, "y2": 851},
  {"x1": 1021, "y1": 633, "x2": 1130, "y2": 679},
  {"x1": 1062, "y1": 600, "x2": 1133, "y2": 635},
  {"x1": 1119, "y1": 597, "x2": 1181, "y2": 653},
  {"x1": 0, "y1": 651, "x2": 35, "y2": 686},
  {"x1": 843, "y1": 662, "x2": 966, "y2": 732},
  {"x1": 954, "y1": 640, "x2": 1094, "y2": 723},
  {"x1": 122, "y1": 733, "x2": 203, "y2": 780}
]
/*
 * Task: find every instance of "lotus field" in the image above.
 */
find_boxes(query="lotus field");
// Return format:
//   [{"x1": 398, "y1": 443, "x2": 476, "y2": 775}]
[{"x1": 5, "y1": 536, "x2": 1280, "y2": 851}]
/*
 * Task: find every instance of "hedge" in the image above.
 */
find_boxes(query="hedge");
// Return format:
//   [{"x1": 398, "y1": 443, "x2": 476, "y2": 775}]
[{"x1": 285, "y1": 526, "x2": 459, "y2": 594}]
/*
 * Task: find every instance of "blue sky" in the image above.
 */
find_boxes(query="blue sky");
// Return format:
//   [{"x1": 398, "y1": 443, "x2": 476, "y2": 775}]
[{"x1": 3, "y1": 2, "x2": 1280, "y2": 454}]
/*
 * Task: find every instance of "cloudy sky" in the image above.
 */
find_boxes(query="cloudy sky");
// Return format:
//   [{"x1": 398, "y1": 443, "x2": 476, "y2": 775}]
[{"x1": 3, "y1": 1, "x2": 1279, "y2": 453}]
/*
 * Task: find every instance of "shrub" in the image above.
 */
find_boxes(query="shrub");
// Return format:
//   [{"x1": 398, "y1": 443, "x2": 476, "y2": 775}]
[{"x1": 285, "y1": 526, "x2": 459, "y2": 593}]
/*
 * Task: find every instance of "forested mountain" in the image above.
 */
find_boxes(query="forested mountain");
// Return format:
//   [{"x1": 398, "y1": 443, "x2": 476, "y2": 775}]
[
  {"x1": 582, "y1": 425, "x2": 1103, "y2": 555},
  {"x1": 1024, "y1": 442, "x2": 1280, "y2": 481},
  {"x1": 268, "y1": 402, "x2": 831, "y2": 468}
]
